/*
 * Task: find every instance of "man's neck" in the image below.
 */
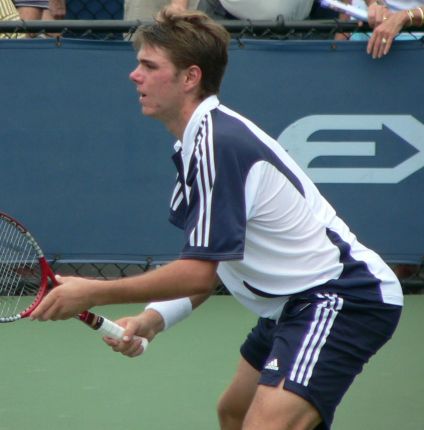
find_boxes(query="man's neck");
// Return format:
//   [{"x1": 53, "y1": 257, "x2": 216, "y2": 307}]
[{"x1": 165, "y1": 97, "x2": 204, "y2": 141}]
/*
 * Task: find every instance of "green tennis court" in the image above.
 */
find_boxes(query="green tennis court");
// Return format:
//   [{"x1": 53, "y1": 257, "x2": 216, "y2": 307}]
[{"x1": 1, "y1": 295, "x2": 423, "y2": 430}]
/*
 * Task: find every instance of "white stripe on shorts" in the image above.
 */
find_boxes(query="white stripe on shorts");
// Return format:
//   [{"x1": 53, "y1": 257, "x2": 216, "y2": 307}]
[{"x1": 289, "y1": 293, "x2": 344, "y2": 387}]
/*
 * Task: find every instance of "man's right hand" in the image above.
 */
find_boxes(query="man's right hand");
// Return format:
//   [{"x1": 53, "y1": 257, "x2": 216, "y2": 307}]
[{"x1": 103, "y1": 309, "x2": 165, "y2": 358}]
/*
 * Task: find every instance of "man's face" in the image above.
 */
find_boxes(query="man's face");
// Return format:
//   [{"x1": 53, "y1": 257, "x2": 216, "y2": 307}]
[{"x1": 129, "y1": 44, "x2": 185, "y2": 123}]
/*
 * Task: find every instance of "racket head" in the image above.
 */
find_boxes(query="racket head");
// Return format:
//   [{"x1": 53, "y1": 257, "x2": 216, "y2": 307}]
[{"x1": 0, "y1": 212, "x2": 54, "y2": 322}]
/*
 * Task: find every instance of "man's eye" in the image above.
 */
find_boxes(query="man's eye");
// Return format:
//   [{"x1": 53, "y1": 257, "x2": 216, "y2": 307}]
[{"x1": 141, "y1": 62, "x2": 157, "y2": 70}]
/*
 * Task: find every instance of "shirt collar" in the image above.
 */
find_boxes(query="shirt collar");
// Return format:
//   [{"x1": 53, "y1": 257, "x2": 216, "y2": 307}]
[{"x1": 173, "y1": 95, "x2": 220, "y2": 154}]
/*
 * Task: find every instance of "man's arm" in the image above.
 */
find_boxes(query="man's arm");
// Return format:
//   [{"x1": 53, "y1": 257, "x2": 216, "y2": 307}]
[
  {"x1": 96, "y1": 259, "x2": 218, "y2": 304},
  {"x1": 124, "y1": 290, "x2": 215, "y2": 340},
  {"x1": 102, "y1": 291, "x2": 214, "y2": 357},
  {"x1": 30, "y1": 259, "x2": 218, "y2": 321}
]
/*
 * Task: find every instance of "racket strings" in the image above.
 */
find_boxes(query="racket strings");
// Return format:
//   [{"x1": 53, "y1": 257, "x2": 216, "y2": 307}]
[{"x1": 0, "y1": 219, "x2": 41, "y2": 319}]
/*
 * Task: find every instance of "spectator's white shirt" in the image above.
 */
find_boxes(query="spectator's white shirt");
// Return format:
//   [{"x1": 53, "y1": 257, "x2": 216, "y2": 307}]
[{"x1": 219, "y1": 0, "x2": 314, "y2": 20}]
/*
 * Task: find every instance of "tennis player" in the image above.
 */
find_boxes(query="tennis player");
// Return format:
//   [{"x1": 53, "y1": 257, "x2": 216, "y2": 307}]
[{"x1": 31, "y1": 8, "x2": 403, "y2": 430}]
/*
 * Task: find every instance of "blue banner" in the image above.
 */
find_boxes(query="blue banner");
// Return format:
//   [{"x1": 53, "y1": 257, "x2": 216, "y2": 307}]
[{"x1": 0, "y1": 38, "x2": 422, "y2": 264}]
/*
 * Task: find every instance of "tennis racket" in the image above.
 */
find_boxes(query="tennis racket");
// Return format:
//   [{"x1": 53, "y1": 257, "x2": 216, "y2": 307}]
[{"x1": 0, "y1": 211, "x2": 148, "y2": 349}]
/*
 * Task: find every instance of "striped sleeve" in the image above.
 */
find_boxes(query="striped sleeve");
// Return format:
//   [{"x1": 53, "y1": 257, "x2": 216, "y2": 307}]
[
  {"x1": 180, "y1": 112, "x2": 246, "y2": 260},
  {"x1": 189, "y1": 115, "x2": 215, "y2": 247}
]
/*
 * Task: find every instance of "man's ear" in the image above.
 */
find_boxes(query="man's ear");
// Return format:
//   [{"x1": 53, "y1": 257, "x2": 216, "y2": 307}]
[{"x1": 184, "y1": 65, "x2": 202, "y2": 92}]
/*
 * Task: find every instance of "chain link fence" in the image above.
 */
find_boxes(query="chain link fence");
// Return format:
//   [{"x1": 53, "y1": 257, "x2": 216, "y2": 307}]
[
  {"x1": 2, "y1": 0, "x2": 424, "y2": 40},
  {"x1": 1, "y1": 14, "x2": 423, "y2": 41}
]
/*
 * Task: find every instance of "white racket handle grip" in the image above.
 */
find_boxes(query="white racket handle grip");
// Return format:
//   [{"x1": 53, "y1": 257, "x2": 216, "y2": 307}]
[
  {"x1": 97, "y1": 317, "x2": 126, "y2": 339},
  {"x1": 98, "y1": 317, "x2": 149, "y2": 351}
]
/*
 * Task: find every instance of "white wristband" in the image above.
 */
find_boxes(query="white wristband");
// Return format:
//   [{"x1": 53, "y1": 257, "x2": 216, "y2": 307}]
[{"x1": 145, "y1": 298, "x2": 192, "y2": 330}]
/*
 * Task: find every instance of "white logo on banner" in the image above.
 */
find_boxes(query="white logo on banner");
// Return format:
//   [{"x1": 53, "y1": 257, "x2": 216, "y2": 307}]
[{"x1": 278, "y1": 115, "x2": 424, "y2": 184}]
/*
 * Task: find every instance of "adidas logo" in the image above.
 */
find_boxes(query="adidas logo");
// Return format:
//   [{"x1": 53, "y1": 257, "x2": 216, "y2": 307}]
[{"x1": 264, "y1": 358, "x2": 279, "y2": 371}]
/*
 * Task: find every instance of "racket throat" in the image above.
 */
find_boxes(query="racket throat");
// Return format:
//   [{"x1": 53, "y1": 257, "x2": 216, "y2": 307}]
[{"x1": 78, "y1": 311, "x2": 104, "y2": 330}]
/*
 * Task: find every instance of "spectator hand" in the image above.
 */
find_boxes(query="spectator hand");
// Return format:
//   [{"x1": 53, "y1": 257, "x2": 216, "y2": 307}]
[
  {"x1": 367, "y1": 11, "x2": 408, "y2": 58},
  {"x1": 367, "y1": 2, "x2": 391, "y2": 28}
]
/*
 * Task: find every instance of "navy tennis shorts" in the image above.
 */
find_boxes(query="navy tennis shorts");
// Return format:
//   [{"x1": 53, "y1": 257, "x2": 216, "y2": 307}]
[{"x1": 240, "y1": 291, "x2": 402, "y2": 429}]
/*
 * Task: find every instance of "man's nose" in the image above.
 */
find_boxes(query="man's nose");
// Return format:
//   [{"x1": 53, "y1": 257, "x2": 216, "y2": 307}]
[{"x1": 129, "y1": 66, "x2": 142, "y2": 83}]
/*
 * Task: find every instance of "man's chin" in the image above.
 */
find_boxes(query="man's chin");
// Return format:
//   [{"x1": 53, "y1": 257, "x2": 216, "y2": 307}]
[
  {"x1": 142, "y1": 107, "x2": 160, "y2": 120},
  {"x1": 142, "y1": 105, "x2": 153, "y2": 115}
]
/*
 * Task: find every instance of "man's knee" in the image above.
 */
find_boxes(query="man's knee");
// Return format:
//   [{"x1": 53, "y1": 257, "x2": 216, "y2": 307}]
[
  {"x1": 217, "y1": 357, "x2": 260, "y2": 429},
  {"x1": 217, "y1": 390, "x2": 247, "y2": 429},
  {"x1": 242, "y1": 383, "x2": 322, "y2": 430}
]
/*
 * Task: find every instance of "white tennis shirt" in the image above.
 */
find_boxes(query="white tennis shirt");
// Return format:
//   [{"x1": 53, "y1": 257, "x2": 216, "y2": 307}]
[{"x1": 169, "y1": 96, "x2": 403, "y2": 320}]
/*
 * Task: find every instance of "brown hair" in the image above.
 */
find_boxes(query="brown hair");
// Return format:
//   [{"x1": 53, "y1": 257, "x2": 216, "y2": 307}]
[{"x1": 133, "y1": 8, "x2": 230, "y2": 98}]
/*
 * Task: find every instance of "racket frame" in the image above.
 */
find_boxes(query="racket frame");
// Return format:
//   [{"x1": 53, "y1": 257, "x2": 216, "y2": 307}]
[{"x1": 0, "y1": 212, "x2": 127, "y2": 340}]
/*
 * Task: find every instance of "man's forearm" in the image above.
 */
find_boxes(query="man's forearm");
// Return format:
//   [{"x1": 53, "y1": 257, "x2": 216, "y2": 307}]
[{"x1": 92, "y1": 259, "x2": 218, "y2": 306}]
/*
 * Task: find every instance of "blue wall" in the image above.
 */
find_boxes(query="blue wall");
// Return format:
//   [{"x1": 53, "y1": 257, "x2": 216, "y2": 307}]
[{"x1": 0, "y1": 38, "x2": 422, "y2": 264}]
